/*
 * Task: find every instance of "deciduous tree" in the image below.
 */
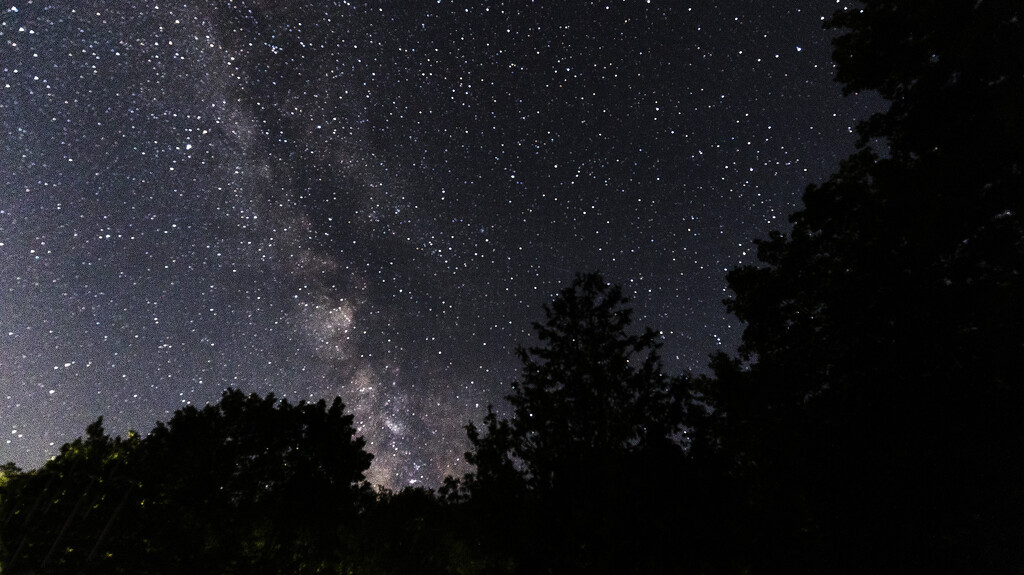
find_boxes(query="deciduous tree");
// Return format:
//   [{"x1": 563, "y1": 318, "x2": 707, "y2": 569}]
[{"x1": 705, "y1": 1, "x2": 1024, "y2": 572}]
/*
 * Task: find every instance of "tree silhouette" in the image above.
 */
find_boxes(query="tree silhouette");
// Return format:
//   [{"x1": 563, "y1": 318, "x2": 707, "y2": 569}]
[
  {"x1": 138, "y1": 389, "x2": 373, "y2": 575},
  {"x1": 350, "y1": 486, "x2": 497, "y2": 575},
  {"x1": 465, "y1": 272, "x2": 685, "y2": 494},
  {"x1": 705, "y1": 1, "x2": 1024, "y2": 573},
  {"x1": 0, "y1": 419, "x2": 143, "y2": 574},
  {"x1": 0, "y1": 389, "x2": 373, "y2": 575},
  {"x1": 461, "y1": 272, "x2": 698, "y2": 574}
]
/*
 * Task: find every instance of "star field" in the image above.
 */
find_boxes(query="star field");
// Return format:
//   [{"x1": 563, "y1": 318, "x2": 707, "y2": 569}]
[{"x1": 1, "y1": 0, "x2": 879, "y2": 488}]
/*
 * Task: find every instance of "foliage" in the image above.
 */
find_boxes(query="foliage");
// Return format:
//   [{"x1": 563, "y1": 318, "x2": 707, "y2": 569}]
[
  {"x1": 139, "y1": 389, "x2": 373, "y2": 575},
  {"x1": 0, "y1": 419, "x2": 143, "y2": 574},
  {"x1": 703, "y1": 1, "x2": 1024, "y2": 573},
  {"x1": 464, "y1": 272, "x2": 688, "y2": 496},
  {"x1": 349, "y1": 487, "x2": 496, "y2": 575},
  {"x1": 0, "y1": 390, "x2": 372, "y2": 575},
  {"x1": 460, "y1": 272, "x2": 720, "y2": 574}
]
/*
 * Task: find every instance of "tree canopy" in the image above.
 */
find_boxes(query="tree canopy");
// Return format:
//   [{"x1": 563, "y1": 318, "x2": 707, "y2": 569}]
[
  {"x1": 463, "y1": 272, "x2": 687, "y2": 497},
  {"x1": 0, "y1": 390, "x2": 372, "y2": 575},
  {"x1": 456, "y1": 272, "x2": 715, "y2": 575},
  {"x1": 703, "y1": 1, "x2": 1024, "y2": 572}
]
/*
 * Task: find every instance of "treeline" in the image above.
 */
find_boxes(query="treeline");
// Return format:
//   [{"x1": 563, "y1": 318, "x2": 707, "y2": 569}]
[
  {"x1": 3, "y1": 1, "x2": 1023, "y2": 573},
  {"x1": 0, "y1": 276, "x2": 739, "y2": 575}
]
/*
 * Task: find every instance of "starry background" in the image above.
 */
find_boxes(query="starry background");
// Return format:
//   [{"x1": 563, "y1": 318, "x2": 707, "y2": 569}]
[{"x1": 1, "y1": 0, "x2": 879, "y2": 488}]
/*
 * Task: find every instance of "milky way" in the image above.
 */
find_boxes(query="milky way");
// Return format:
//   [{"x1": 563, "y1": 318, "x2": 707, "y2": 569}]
[{"x1": 1, "y1": 1, "x2": 878, "y2": 488}]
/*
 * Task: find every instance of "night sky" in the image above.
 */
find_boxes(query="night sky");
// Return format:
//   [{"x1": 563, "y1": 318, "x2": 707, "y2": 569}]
[{"x1": 1, "y1": 0, "x2": 879, "y2": 488}]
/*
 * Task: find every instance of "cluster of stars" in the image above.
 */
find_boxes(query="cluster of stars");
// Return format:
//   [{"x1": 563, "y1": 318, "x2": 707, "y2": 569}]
[{"x1": 1, "y1": 0, "x2": 877, "y2": 488}]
